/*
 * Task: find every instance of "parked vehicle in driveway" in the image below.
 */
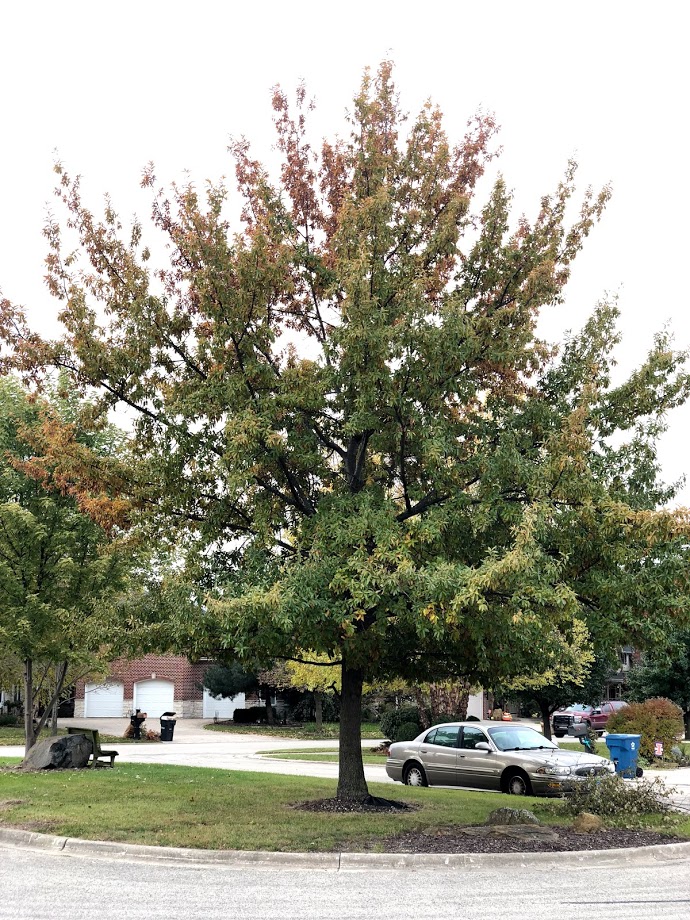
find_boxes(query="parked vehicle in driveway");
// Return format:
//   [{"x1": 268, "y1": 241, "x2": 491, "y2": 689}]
[
  {"x1": 386, "y1": 721, "x2": 615, "y2": 796},
  {"x1": 552, "y1": 701, "x2": 628, "y2": 737}
]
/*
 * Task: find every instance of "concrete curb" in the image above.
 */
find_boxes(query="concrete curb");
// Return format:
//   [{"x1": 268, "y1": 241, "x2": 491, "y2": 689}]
[{"x1": 2, "y1": 826, "x2": 690, "y2": 871}]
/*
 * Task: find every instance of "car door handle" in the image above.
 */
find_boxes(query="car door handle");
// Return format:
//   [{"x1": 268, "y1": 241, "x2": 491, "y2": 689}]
[
  {"x1": 458, "y1": 754, "x2": 466, "y2": 758},
  {"x1": 420, "y1": 748, "x2": 428, "y2": 754}
]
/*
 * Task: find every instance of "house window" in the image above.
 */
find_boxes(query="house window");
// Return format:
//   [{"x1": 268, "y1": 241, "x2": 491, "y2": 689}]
[{"x1": 620, "y1": 650, "x2": 633, "y2": 671}]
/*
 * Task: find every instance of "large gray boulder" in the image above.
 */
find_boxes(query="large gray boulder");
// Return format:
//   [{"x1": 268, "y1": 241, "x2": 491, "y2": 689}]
[
  {"x1": 485, "y1": 807, "x2": 540, "y2": 826},
  {"x1": 21, "y1": 734, "x2": 92, "y2": 771}
]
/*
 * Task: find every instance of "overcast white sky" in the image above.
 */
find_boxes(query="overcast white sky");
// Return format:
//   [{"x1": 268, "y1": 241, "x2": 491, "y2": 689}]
[{"x1": 1, "y1": 1, "x2": 688, "y2": 504}]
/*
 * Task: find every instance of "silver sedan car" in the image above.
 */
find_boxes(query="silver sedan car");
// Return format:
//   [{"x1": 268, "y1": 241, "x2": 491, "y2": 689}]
[{"x1": 386, "y1": 721, "x2": 615, "y2": 796}]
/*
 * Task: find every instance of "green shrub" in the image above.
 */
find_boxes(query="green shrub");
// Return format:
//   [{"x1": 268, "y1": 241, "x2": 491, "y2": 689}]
[
  {"x1": 607, "y1": 698, "x2": 684, "y2": 760},
  {"x1": 233, "y1": 706, "x2": 278, "y2": 724},
  {"x1": 562, "y1": 773, "x2": 673, "y2": 818},
  {"x1": 669, "y1": 744, "x2": 690, "y2": 766},
  {"x1": 379, "y1": 706, "x2": 421, "y2": 741},
  {"x1": 433, "y1": 713, "x2": 461, "y2": 725},
  {"x1": 0, "y1": 714, "x2": 20, "y2": 727},
  {"x1": 394, "y1": 721, "x2": 421, "y2": 742}
]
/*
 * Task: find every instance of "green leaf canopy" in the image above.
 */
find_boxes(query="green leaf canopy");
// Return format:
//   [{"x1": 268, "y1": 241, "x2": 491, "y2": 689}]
[{"x1": 3, "y1": 62, "x2": 689, "y2": 795}]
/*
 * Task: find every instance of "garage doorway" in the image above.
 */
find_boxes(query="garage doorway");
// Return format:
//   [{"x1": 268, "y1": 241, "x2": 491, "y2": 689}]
[
  {"x1": 133, "y1": 679, "x2": 174, "y2": 718},
  {"x1": 84, "y1": 681, "x2": 124, "y2": 718}
]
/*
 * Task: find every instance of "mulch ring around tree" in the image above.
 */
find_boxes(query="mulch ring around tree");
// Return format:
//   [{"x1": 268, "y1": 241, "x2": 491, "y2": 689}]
[
  {"x1": 294, "y1": 795, "x2": 418, "y2": 814},
  {"x1": 370, "y1": 825, "x2": 681, "y2": 854}
]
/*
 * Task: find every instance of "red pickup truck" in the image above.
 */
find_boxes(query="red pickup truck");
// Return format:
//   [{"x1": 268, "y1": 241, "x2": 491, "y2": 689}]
[{"x1": 552, "y1": 701, "x2": 629, "y2": 737}]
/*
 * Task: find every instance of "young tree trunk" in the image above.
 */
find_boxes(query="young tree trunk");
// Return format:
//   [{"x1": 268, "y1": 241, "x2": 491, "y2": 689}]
[
  {"x1": 50, "y1": 661, "x2": 67, "y2": 736},
  {"x1": 455, "y1": 680, "x2": 471, "y2": 722},
  {"x1": 684, "y1": 708, "x2": 690, "y2": 741},
  {"x1": 314, "y1": 690, "x2": 323, "y2": 732},
  {"x1": 263, "y1": 688, "x2": 275, "y2": 725},
  {"x1": 538, "y1": 699, "x2": 553, "y2": 740},
  {"x1": 337, "y1": 661, "x2": 369, "y2": 801},
  {"x1": 23, "y1": 658, "x2": 35, "y2": 754},
  {"x1": 413, "y1": 686, "x2": 431, "y2": 729}
]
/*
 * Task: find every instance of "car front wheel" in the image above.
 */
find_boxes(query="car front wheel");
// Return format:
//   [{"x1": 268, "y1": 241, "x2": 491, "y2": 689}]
[
  {"x1": 403, "y1": 763, "x2": 428, "y2": 787},
  {"x1": 504, "y1": 770, "x2": 532, "y2": 796}
]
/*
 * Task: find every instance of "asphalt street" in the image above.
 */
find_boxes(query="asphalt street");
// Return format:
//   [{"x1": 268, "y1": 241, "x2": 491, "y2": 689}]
[{"x1": 1, "y1": 844, "x2": 690, "y2": 920}]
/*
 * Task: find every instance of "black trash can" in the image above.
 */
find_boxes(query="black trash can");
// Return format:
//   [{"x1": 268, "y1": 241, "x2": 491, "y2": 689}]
[{"x1": 160, "y1": 711, "x2": 177, "y2": 742}]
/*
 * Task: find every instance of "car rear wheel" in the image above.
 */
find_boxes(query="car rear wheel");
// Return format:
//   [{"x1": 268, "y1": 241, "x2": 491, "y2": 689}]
[
  {"x1": 504, "y1": 770, "x2": 532, "y2": 796},
  {"x1": 403, "y1": 763, "x2": 428, "y2": 787},
  {"x1": 554, "y1": 732, "x2": 565, "y2": 738}
]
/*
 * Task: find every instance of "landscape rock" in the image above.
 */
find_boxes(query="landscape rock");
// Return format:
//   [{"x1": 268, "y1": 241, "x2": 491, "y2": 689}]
[
  {"x1": 485, "y1": 807, "x2": 540, "y2": 826},
  {"x1": 21, "y1": 734, "x2": 92, "y2": 771},
  {"x1": 572, "y1": 812, "x2": 604, "y2": 834}
]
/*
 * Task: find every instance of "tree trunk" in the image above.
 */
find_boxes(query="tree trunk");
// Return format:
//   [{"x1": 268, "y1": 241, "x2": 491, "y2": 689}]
[
  {"x1": 455, "y1": 680, "x2": 471, "y2": 721},
  {"x1": 684, "y1": 708, "x2": 690, "y2": 742},
  {"x1": 413, "y1": 686, "x2": 431, "y2": 729},
  {"x1": 538, "y1": 699, "x2": 553, "y2": 740},
  {"x1": 314, "y1": 690, "x2": 323, "y2": 732},
  {"x1": 23, "y1": 658, "x2": 35, "y2": 754},
  {"x1": 263, "y1": 688, "x2": 275, "y2": 725},
  {"x1": 50, "y1": 696, "x2": 59, "y2": 735},
  {"x1": 50, "y1": 662, "x2": 66, "y2": 736},
  {"x1": 337, "y1": 661, "x2": 369, "y2": 801}
]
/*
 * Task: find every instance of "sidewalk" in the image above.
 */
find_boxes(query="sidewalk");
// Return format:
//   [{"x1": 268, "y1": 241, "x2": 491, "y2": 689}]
[{"x1": 641, "y1": 766, "x2": 690, "y2": 813}]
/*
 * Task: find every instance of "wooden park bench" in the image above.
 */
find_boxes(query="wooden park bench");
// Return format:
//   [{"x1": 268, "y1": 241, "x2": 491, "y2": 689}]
[{"x1": 67, "y1": 727, "x2": 119, "y2": 768}]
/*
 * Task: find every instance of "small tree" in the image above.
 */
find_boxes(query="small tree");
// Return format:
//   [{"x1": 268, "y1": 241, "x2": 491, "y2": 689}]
[
  {"x1": 0, "y1": 377, "x2": 136, "y2": 752},
  {"x1": 282, "y1": 655, "x2": 341, "y2": 731},
  {"x1": 203, "y1": 661, "x2": 279, "y2": 724},
  {"x1": 498, "y1": 623, "x2": 612, "y2": 739}
]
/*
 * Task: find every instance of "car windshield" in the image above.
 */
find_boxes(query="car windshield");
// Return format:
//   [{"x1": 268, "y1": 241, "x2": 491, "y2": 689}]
[
  {"x1": 563, "y1": 704, "x2": 590, "y2": 712},
  {"x1": 487, "y1": 726, "x2": 558, "y2": 751}
]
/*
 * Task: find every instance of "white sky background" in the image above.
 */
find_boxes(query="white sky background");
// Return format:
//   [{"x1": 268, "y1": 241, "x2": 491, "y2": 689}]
[{"x1": 0, "y1": 1, "x2": 688, "y2": 504}]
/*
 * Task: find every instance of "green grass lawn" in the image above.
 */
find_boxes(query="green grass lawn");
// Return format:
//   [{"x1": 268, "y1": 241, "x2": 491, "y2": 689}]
[
  {"x1": 262, "y1": 747, "x2": 387, "y2": 765},
  {"x1": 205, "y1": 721, "x2": 382, "y2": 740},
  {"x1": 0, "y1": 761, "x2": 687, "y2": 851},
  {"x1": 1, "y1": 730, "x2": 687, "y2": 853},
  {"x1": 557, "y1": 740, "x2": 611, "y2": 758},
  {"x1": 0, "y1": 727, "x2": 143, "y2": 747}
]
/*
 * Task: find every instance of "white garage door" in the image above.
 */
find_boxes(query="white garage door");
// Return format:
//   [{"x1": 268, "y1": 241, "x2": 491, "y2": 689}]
[
  {"x1": 133, "y1": 679, "x2": 175, "y2": 718},
  {"x1": 84, "y1": 681, "x2": 124, "y2": 718},
  {"x1": 203, "y1": 690, "x2": 245, "y2": 720}
]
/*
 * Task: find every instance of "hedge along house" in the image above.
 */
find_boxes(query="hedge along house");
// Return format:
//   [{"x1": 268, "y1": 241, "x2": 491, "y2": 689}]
[{"x1": 74, "y1": 655, "x2": 246, "y2": 720}]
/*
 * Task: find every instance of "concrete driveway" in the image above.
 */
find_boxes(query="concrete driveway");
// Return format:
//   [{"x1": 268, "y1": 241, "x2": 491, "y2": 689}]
[
  {"x1": 3, "y1": 717, "x2": 392, "y2": 784},
  {"x1": 5, "y1": 718, "x2": 690, "y2": 807}
]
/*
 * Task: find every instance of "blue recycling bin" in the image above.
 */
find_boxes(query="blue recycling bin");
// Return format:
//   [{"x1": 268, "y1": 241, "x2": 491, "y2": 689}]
[{"x1": 605, "y1": 733, "x2": 641, "y2": 778}]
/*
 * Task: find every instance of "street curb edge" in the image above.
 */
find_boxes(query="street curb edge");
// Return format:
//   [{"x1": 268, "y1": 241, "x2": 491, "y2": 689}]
[{"x1": 2, "y1": 826, "x2": 690, "y2": 870}]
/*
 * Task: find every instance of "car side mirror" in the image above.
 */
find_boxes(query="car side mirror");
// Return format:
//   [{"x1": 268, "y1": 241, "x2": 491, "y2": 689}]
[{"x1": 475, "y1": 742, "x2": 492, "y2": 752}]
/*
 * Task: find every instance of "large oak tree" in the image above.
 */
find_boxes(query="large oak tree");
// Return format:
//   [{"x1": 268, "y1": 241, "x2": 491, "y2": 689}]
[{"x1": 2, "y1": 63, "x2": 690, "y2": 798}]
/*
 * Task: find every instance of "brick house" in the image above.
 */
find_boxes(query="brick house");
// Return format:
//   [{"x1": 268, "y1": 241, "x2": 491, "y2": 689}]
[{"x1": 74, "y1": 655, "x2": 245, "y2": 720}]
